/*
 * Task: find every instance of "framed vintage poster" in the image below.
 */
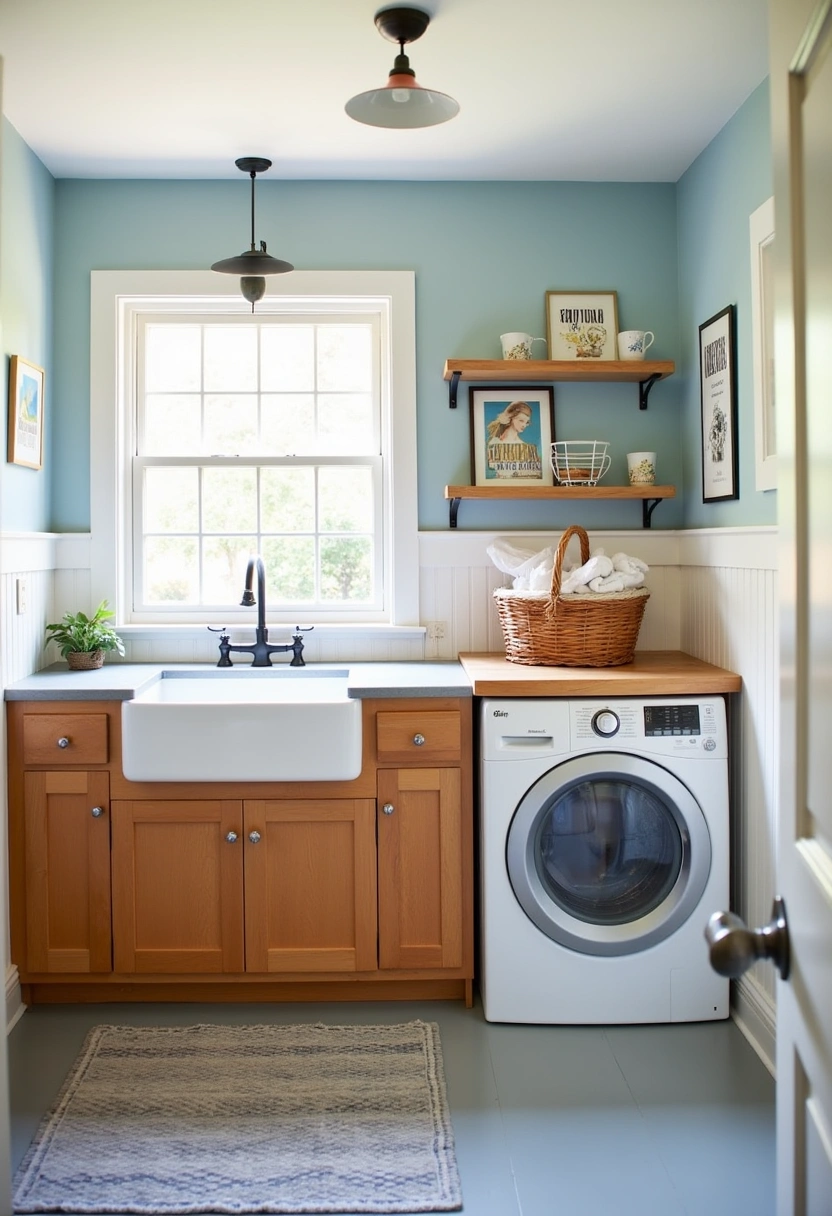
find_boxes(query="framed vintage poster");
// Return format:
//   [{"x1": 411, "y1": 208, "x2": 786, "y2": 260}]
[
  {"x1": 8, "y1": 355, "x2": 45, "y2": 470},
  {"x1": 545, "y1": 290, "x2": 619, "y2": 360},
  {"x1": 699, "y1": 305, "x2": 738, "y2": 502},
  {"x1": 469, "y1": 386, "x2": 555, "y2": 487}
]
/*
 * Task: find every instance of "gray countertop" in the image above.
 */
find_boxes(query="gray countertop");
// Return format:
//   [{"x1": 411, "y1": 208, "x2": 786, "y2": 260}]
[{"x1": 4, "y1": 661, "x2": 473, "y2": 701}]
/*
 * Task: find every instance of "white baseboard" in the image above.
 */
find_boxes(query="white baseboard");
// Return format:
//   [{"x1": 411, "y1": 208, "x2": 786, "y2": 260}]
[
  {"x1": 731, "y1": 972, "x2": 776, "y2": 1077},
  {"x1": 5, "y1": 965, "x2": 25, "y2": 1034}
]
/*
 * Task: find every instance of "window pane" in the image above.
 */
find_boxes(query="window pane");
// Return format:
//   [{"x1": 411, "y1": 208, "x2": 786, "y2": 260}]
[
  {"x1": 145, "y1": 537, "x2": 198, "y2": 603},
  {"x1": 145, "y1": 325, "x2": 201, "y2": 392},
  {"x1": 318, "y1": 394, "x2": 375, "y2": 453},
  {"x1": 145, "y1": 467, "x2": 199, "y2": 532},
  {"x1": 202, "y1": 467, "x2": 257, "y2": 532},
  {"x1": 320, "y1": 537, "x2": 372, "y2": 602},
  {"x1": 317, "y1": 326, "x2": 372, "y2": 392},
  {"x1": 204, "y1": 395, "x2": 258, "y2": 455},
  {"x1": 260, "y1": 394, "x2": 315, "y2": 455},
  {"x1": 204, "y1": 326, "x2": 257, "y2": 391},
  {"x1": 261, "y1": 326, "x2": 314, "y2": 391},
  {"x1": 319, "y1": 467, "x2": 374, "y2": 531},
  {"x1": 203, "y1": 537, "x2": 256, "y2": 604},
  {"x1": 144, "y1": 395, "x2": 202, "y2": 456},
  {"x1": 262, "y1": 537, "x2": 316, "y2": 602},
  {"x1": 260, "y1": 467, "x2": 315, "y2": 532}
]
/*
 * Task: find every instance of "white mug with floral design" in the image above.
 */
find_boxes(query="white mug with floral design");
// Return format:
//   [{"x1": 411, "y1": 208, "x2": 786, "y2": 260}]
[
  {"x1": 500, "y1": 332, "x2": 547, "y2": 360},
  {"x1": 617, "y1": 330, "x2": 655, "y2": 360},
  {"x1": 627, "y1": 451, "x2": 657, "y2": 485}
]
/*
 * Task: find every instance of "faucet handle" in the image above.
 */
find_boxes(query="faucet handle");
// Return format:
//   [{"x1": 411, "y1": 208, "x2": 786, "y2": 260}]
[
  {"x1": 293, "y1": 625, "x2": 314, "y2": 634},
  {"x1": 207, "y1": 625, "x2": 230, "y2": 639}
]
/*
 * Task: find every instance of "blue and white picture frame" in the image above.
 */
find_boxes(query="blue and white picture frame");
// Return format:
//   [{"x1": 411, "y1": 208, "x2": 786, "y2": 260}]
[
  {"x1": 8, "y1": 355, "x2": 45, "y2": 470},
  {"x1": 469, "y1": 385, "x2": 555, "y2": 487}
]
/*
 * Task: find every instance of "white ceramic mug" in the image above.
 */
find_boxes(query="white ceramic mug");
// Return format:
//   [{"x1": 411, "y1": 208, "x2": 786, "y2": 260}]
[
  {"x1": 500, "y1": 332, "x2": 547, "y2": 360},
  {"x1": 618, "y1": 330, "x2": 655, "y2": 360},
  {"x1": 627, "y1": 451, "x2": 657, "y2": 485}
]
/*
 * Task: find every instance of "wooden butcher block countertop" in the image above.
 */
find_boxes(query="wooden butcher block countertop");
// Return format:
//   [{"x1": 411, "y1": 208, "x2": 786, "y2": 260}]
[{"x1": 458, "y1": 651, "x2": 742, "y2": 697}]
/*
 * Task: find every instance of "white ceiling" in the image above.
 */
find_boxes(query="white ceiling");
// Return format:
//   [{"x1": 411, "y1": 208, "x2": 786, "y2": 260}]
[{"x1": 0, "y1": 0, "x2": 769, "y2": 182}]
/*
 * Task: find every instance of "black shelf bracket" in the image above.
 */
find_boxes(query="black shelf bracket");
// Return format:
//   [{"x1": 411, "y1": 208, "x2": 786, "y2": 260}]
[
  {"x1": 638, "y1": 372, "x2": 662, "y2": 410},
  {"x1": 448, "y1": 370, "x2": 462, "y2": 408},
  {"x1": 448, "y1": 497, "x2": 461, "y2": 528},
  {"x1": 642, "y1": 497, "x2": 663, "y2": 528}
]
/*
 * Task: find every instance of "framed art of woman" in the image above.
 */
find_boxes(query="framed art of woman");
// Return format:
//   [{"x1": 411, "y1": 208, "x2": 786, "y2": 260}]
[{"x1": 469, "y1": 387, "x2": 555, "y2": 487}]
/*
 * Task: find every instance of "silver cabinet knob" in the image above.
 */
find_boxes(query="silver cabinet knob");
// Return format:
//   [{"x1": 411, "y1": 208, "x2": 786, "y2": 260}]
[
  {"x1": 90, "y1": 806, "x2": 104, "y2": 818},
  {"x1": 412, "y1": 733, "x2": 425, "y2": 746},
  {"x1": 382, "y1": 803, "x2": 395, "y2": 816},
  {"x1": 705, "y1": 896, "x2": 790, "y2": 981},
  {"x1": 248, "y1": 830, "x2": 262, "y2": 844},
  {"x1": 57, "y1": 737, "x2": 70, "y2": 749},
  {"x1": 226, "y1": 831, "x2": 238, "y2": 844}
]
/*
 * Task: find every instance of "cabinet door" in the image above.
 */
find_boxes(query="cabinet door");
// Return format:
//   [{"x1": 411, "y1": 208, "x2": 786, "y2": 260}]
[
  {"x1": 377, "y1": 768, "x2": 463, "y2": 970},
  {"x1": 24, "y1": 771, "x2": 111, "y2": 973},
  {"x1": 111, "y1": 800, "x2": 244, "y2": 973},
  {"x1": 244, "y1": 800, "x2": 377, "y2": 974}
]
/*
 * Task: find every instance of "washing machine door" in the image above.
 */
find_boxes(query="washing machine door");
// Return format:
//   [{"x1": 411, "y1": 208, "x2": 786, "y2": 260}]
[{"x1": 506, "y1": 752, "x2": 712, "y2": 956}]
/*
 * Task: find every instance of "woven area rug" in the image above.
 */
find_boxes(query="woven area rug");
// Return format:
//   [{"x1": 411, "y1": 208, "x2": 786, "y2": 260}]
[{"x1": 13, "y1": 1021, "x2": 462, "y2": 1215}]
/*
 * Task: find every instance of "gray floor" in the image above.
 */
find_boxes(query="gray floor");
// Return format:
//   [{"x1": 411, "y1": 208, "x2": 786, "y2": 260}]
[{"x1": 9, "y1": 997, "x2": 775, "y2": 1216}]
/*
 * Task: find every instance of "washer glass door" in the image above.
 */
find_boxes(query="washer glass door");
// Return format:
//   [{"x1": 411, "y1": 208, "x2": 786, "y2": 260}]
[{"x1": 507, "y1": 753, "x2": 712, "y2": 956}]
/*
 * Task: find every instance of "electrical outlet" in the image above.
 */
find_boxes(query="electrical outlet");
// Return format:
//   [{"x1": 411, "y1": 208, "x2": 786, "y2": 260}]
[
  {"x1": 426, "y1": 621, "x2": 447, "y2": 641},
  {"x1": 16, "y1": 576, "x2": 28, "y2": 615}
]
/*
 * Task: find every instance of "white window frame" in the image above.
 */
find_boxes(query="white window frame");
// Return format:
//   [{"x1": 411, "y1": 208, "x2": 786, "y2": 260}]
[{"x1": 90, "y1": 270, "x2": 419, "y2": 637}]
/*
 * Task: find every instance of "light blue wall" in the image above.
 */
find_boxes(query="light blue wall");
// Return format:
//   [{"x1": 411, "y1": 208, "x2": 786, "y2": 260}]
[
  {"x1": 676, "y1": 79, "x2": 774, "y2": 526},
  {"x1": 1, "y1": 118, "x2": 54, "y2": 531},
  {"x1": 52, "y1": 178, "x2": 682, "y2": 532}
]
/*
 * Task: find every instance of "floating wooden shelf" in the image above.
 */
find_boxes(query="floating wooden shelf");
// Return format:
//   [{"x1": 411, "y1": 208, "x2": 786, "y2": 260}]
[
  {"x1": 443, "y1": 484, "x2": 676, "y2": 529},
  {"x1": 443, "y1": 359, "x2": 675, "y2": 410}
]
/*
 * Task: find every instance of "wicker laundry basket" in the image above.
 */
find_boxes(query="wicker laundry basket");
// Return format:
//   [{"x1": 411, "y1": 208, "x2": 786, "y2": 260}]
[{"x1": 493, "y1": 524, "x2": 649, "y2": 666}]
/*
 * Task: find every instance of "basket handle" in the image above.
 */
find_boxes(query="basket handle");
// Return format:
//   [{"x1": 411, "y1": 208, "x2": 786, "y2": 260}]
[{"x1": 550, "y1": 525, "x2": 591, "y2": 601}]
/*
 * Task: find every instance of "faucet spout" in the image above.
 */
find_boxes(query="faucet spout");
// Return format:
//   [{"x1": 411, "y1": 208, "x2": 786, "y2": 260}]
[{"x1": 241, "y1": 555, "x2": 267, "y2": 636}]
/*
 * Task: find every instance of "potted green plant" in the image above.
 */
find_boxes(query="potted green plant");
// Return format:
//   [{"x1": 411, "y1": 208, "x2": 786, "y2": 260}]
[{"x1": 44, "y1": 600, "x2": 125, "y2": 670}]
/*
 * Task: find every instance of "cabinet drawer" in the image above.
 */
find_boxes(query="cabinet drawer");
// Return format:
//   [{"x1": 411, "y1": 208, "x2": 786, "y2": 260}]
[
  {"x1": 23, "y1": 714, "x2": 109, "y2": 765},
  {"x1": 376, "y1": 711, "x2": 461, "y2": 763}
]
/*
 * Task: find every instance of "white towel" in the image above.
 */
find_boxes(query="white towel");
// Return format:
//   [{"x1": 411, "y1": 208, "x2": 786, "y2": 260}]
[
  {"x1": 559, "y1": 553, "x2": 614, "y2": 595},
  {"x1": 589, "y1": 572, "x2": 627, "y2": 594}
]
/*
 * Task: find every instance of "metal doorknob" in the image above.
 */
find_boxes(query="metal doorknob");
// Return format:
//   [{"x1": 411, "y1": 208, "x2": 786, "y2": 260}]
[
  {"x1": 705, "y1": 896, "x2": 790, "y2": 981},
  {"x1": 248, "y1": 830, "x2": 261, "y2": 844},
  {"x1": 90, "y1": 806, "x2": 104, "y2": 818},
  {"x1": 226, "y1": 831, "x2": 238, "y2": 844}
]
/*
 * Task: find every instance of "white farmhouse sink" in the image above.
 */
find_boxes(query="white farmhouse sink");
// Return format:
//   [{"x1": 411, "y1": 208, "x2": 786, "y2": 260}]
[{"x1": 121, "y1": 669, "x2": 362, "y2": 782}]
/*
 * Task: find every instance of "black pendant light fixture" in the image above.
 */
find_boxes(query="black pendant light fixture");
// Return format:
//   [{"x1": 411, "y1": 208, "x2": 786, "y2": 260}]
[
  {"x1": 211, "y1": 157, "x2": 293, "y2": 311},
  {"x1": 345, "y1": 6, "x2": 459, "y2": 129}
]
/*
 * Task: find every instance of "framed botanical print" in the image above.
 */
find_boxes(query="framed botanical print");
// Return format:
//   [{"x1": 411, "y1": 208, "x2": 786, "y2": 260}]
[
  {"x1": 545, "y1": 290, "x2": 619, "y2": 360},
  {"x1": 469, "y1": 386, "x2": 555, "y2": 486},
  {"x1": 699, "y1": 305, "x2": 738, "y2": 502}
]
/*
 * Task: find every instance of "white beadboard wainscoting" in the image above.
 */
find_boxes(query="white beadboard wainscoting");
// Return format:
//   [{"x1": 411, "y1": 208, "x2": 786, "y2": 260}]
[{"x1": 0, "y1": 527, "x2": 778, "y2": 1069}]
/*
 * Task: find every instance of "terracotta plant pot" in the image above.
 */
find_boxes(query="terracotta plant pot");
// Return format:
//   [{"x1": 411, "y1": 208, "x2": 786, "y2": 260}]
[{"x1": 66, "y1": 650, "x2": 105, "y2": 671}]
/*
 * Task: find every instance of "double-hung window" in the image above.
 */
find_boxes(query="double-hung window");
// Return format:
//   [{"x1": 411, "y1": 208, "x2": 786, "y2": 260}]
[{"x1": 90, "y1": 271, "x2": 418, "y2": 634}]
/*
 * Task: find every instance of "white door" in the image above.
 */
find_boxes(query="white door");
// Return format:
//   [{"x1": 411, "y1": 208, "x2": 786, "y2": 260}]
[{"x1": 771, "y1": 0, "x2": 832, "y2": 1210}]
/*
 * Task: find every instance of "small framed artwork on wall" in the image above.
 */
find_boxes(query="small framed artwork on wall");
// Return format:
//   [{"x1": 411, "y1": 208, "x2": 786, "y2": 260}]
[
  {"x1": 7, "y1": 355, "x2": 45, "y2": 470},
  {"x1": 469, "y1": 386, "x2": 555, "y2": 486},
  {"x1": 545, "y1": 290, "x2": 619, "y2": 360},
  {"x1": 699, "y1": 305, "x2": 738, "y2": 502}
]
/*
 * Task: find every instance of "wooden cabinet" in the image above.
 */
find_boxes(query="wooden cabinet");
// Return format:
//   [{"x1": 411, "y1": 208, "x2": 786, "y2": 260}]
[
  {"x1": 244, "y1": 800, "x2": 377, "y2": 974},
  {"x1": 111, "y1": 799, "x2": 244, "y2": 974},
  {"x1": 377, "y1": 767, "x2": 463, "y2": 970},
  {"x1": 23, "y1": 770, "x2": 111, "y2": 973},
  {"x1": 7, "y1": 693, "x2": 473, "y2": 1005}
]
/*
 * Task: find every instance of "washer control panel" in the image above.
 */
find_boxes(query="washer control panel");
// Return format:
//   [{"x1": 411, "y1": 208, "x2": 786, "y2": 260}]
[{"x1": 570, "y1": 698, "x2": 726, "y2": 758}]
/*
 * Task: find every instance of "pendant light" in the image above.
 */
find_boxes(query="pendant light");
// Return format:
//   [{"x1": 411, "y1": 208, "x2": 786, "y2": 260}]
[
  {"x1": 345, "y1": 6, "x2": 459, "y2": 129},
  {"x1": 211, "y1": 157, "x2": 293, "y2": 311}
]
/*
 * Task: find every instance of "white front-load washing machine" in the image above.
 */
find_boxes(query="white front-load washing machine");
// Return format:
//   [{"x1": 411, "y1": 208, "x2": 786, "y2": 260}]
[{"x1": 480, "y1": 696, "x2": 729, "y2": 1024}]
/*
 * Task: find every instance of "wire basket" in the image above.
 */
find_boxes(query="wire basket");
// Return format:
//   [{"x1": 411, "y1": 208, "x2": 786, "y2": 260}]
[
  {"x1": 551, "y1": 441, "x2": 611, "y2": 486},
  {"x1": 493, "y1": 524, "x2": 649, "y2": 666}
]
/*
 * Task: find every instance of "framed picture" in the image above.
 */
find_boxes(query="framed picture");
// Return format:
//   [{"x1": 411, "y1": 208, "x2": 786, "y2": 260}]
[
  {"x1": 8, "y1": 355, "x2": 45, "y2": 470},
  {"x1": 699, "y1": 305, "x2": 738, "y2": 502},
  {"x1": 750, "y1": 197, "x2": 776, "y2": 491},
  {"x1": 545, "y1": 290, "x2": 619, "y2": 360},
  {"x1": 469, "y1": 386, "x2": 555, "y2": 487}
]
